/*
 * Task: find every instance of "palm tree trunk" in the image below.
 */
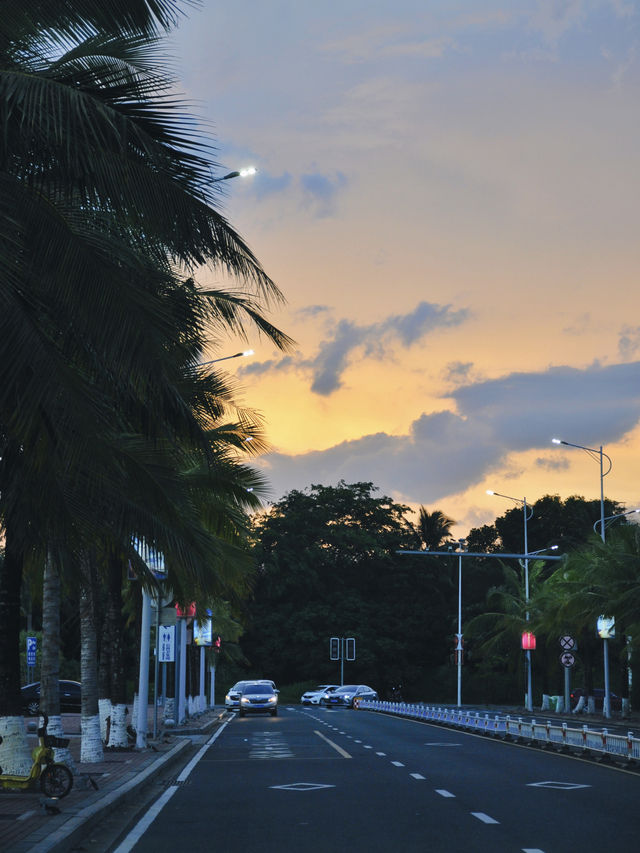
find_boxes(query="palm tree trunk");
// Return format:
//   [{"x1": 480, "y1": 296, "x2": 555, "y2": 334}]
[
  {"x1": 105, "y1": 549, "x2": 129, "y2": 748},
  {"x1": 79, "y1": 551, "x2": 103, "y2": 762},
  {"x1": 41, "y1": 550, "x2": 76, "y2": 770},
  {"x1": 0, "y1": 532, "x2": 31, "y2": 774}
]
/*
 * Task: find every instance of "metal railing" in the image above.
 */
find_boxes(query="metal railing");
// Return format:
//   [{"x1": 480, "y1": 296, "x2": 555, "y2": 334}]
[{"x1": 358, "y1": 700, "x2": 640, "y2": 763}]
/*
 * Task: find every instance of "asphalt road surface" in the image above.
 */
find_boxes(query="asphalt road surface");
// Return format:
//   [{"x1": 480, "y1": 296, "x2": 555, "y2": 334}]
[{"x1": 112, "y1": 705, "x2": 640, "y2": 853}]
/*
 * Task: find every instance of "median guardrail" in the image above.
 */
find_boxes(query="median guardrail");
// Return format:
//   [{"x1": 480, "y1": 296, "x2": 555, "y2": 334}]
[{"x1": 357, "y1": 699, "x2": 640, "y2": 765}]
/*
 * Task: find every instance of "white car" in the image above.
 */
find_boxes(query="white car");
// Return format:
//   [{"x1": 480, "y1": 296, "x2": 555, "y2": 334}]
[{"x1": 300, "y1": 684, "x2": 338, "y2": 706}]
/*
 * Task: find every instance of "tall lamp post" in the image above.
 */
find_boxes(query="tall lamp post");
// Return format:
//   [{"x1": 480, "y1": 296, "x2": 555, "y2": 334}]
[
  {"x1": 552, "y1": 439, "x2": 612, "y2": 542},
  {"x1": 487, "y1": 490, "x2": 535, "y2": 711},
  {"x1": 456, "y1": 538, "x2": 466, "y2": 708}
]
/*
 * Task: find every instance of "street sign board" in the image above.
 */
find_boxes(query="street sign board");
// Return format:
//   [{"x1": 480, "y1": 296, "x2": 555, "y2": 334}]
[
  {"x1": 159, "y1": 625, "x2": 176, "y2": 662},
  {"x1": 26, "y1": 636, "x2": 37, "y2": 667},
  {"x1": 559, "y1": 635, "x2": 575, "y2": 651},
  {"x1": 560, "y1": 651, "x2": 575, "y2": 668}
]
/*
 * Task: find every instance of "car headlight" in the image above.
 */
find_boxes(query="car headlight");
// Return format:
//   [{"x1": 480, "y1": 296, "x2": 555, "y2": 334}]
[
  {"x1": 225, "y1": 694, "x2": 232, "y2": 702},
  {"x1": 241, "y1": 697, "x2": 250, "y2": 704},
  {"x1": 267, "y1": 696, "x2": 277, "y2": 703},
  {"x1": 343, "y1": 694, "x2": 352, "y2": 701}
]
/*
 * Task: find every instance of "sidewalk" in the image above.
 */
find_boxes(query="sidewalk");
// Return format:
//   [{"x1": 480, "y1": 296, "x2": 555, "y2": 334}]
[{"x1": 0, "y1": 706, "x2": 228, "y2": 853}]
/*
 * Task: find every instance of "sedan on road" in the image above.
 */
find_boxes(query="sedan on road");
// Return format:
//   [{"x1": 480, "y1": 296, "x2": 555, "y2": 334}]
[
  {"x1": 324, "y1": 684, "x2": 378, "y2": 708},
  {"x1": 21, "y1": 680, "x2": 81, "y2": 715},
  {"x1": 225, "y1": 679, "x2": 277, "y2": 709},
  {"x1": 238, "y1": 682, "x2": 278, "y2": 717},
  {"x1": 300, "y1": 684, "x2": 338, "y2": 705}
]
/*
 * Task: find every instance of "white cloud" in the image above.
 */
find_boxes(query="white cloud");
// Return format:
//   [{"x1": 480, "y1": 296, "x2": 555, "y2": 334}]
[{"x1": 258, "y1": 360, "x2": 640, "y2": 503}]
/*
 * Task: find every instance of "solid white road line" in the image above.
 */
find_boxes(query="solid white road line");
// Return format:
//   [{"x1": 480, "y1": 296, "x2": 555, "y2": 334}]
[
  {"x1": 113, "y1": 717, "x2": 233, "y2": 852},
  {"x1": 314, "y1": 729, "x2": 352, "y2": 758}
]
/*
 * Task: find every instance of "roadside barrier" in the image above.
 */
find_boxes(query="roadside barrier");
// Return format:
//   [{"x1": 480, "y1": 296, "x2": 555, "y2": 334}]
[{"x1": 357, "y1": 700, "x2": 640, "y2": 766}]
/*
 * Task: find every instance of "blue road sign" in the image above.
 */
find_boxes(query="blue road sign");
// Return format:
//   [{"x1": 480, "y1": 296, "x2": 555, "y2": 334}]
[{"x1": 26, "y1": 636, "x2": 37, "y2": 667}]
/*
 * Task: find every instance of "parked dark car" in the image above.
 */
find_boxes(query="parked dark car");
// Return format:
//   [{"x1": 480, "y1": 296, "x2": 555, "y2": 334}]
[
  {"x1": 21, "y1": 680, "x2": 81, "y2": 715},
  {"x1": 570, "y1": 687, "x2": 622, "y2": 712}
]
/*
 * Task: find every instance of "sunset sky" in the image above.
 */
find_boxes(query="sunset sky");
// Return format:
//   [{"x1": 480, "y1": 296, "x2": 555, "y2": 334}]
[{"x1": 170, "y1": 1, "x2": 640, "y2": 538}]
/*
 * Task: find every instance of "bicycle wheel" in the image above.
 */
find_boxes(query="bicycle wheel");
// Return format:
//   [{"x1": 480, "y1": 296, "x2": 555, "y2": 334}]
[{"x1": 40, "y1": 763, "x2": 73, "y2": 798}]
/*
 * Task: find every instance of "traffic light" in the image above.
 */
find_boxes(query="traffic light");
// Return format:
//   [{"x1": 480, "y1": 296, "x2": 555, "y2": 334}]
[
  {"x1": 213, "y1": 635, "x2": 221, "y2": 653},
  {"x1": 330, "y1": 637, "x2": 340, "y2": 660},
  {"x1": 345, "y1": 637, "x2": 356, "y2": 661}
]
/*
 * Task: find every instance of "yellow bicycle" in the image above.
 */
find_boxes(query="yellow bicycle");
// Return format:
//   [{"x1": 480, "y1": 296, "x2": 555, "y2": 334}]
[{"x1": 0, "y1": 712, "x2": 73, "y2": 798}]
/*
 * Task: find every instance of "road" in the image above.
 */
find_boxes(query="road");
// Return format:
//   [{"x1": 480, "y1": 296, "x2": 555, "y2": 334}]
[{"x1": 110, "y1": 705, "x2": 640, "y2": 853}]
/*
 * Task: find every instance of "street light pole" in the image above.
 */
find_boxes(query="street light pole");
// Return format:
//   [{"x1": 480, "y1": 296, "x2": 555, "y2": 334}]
[
  {"x1": 456, "y1": 539, "x2": 466, "y2": 708},
  {"x1": 553, "y1": 438, "x2": 614, "y2": 717},
  {"x1": 487, "y1": 490, "x2": 535, "y2": 711},
  {"x1": 552, "y1": 439, "x2": 612, "y2": 542}
]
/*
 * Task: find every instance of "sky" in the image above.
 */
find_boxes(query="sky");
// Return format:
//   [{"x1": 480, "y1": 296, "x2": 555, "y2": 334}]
[{"x1": 170, "y1": 1, "x2": 640, "y2": 538}]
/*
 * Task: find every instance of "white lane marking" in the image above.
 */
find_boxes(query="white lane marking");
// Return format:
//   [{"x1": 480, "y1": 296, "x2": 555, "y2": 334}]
[
  {"x1": 410, "y1": 773, "x2": 425, "y2": 780},
  {"x1": 354, "y1": 739, "x2": 362, "y2": 743},
  {"x1": 113, "y1": 717, "x2": 232, "y2": 852},
  {"x1": 270, "y1": 782, "x2": 335, "y2": 791},
  {"x1": 435, "y1": 789, "x2": 455, "y2": 798},
  {"x1": 376, "y1": 751, "x2": 386, "y2": 756},
  {"x1": 391, "y1": 761, "x2": 405, "y2": 767},
  {"x1": 527, "y1": 781, "x2": 590, "y2": 790},
  {"x1": 314, "y1": 729, "x2": 352, "y2": 759},
  {"x1": 472, "y1": 812, "x2": 499, "y2": 824},
  {"x1": 522, "y1": 849, "x2": 546, "y2": 853},
  {"x1": 364, "y1": 745, "x2": 373, "y2": 749}
]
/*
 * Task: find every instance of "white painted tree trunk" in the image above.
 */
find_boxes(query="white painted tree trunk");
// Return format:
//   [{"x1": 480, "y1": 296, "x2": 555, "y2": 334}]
[
  {"x1": 80, "y1": 714, "x2": 103, "y2": 763},
  {"x1": 99, "y1": 698, "x2": 112, "y2": 742},
  {"x1": 131, "y1": 693, "x2": 139, "y2": 731},
  {"x1": 107, "y1": 703, "x2": 129, "y2": 748},
  {"x1": 47, "y1": 714, "x2": 77, "y2": 772},
  {"x1": 0, "y1": 716, "x2": 32, "y2": 775}
]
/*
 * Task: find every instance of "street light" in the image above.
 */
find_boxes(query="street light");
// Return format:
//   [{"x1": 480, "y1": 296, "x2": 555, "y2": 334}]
[
  {"x1": 212, "y1": 166, "x2": 257, "y2": 183},
  {"x1": 198, "y1": 349, "x2": 254, "y2": 368},
  {"x1": 487, "y1": 490, "x2": 535, "y2": 711},
  {"x1": 551, "y1": 439, "x2": 612, "y2": 542},
  {"x1": 593, "y1": 508, "x2": 640, "y2": 536}
]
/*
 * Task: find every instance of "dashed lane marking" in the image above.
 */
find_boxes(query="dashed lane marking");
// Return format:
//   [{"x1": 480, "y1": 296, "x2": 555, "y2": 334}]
[
  {"x1": 435, "y1": 789, "x2": 455, "y2": 798},
  {"x1": 472, "y1": 812, "x2": 499, "y2": 824},
  {"x1": 391, "y1": 761, "x2": 405, "y2": 767},
  {"x1": 410, "y1": 773, "x2": 426, "y2": 780}
]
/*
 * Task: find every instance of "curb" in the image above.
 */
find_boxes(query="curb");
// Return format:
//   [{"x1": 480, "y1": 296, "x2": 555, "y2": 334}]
[
  {"x1": 24, "y1": 710, "x2": 229, "y2": 853},
  {"x1": 27, "y1": 739, "x2": 191, "y2": 853}
]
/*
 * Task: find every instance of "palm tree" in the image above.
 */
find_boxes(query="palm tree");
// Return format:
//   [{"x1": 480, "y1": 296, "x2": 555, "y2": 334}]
[
  {"x1": 0, "y1": 0, "x2": 293, "y2": 769},
  {"x1": 415, "y1": 508, "x2": 456, "y2": 551}
]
